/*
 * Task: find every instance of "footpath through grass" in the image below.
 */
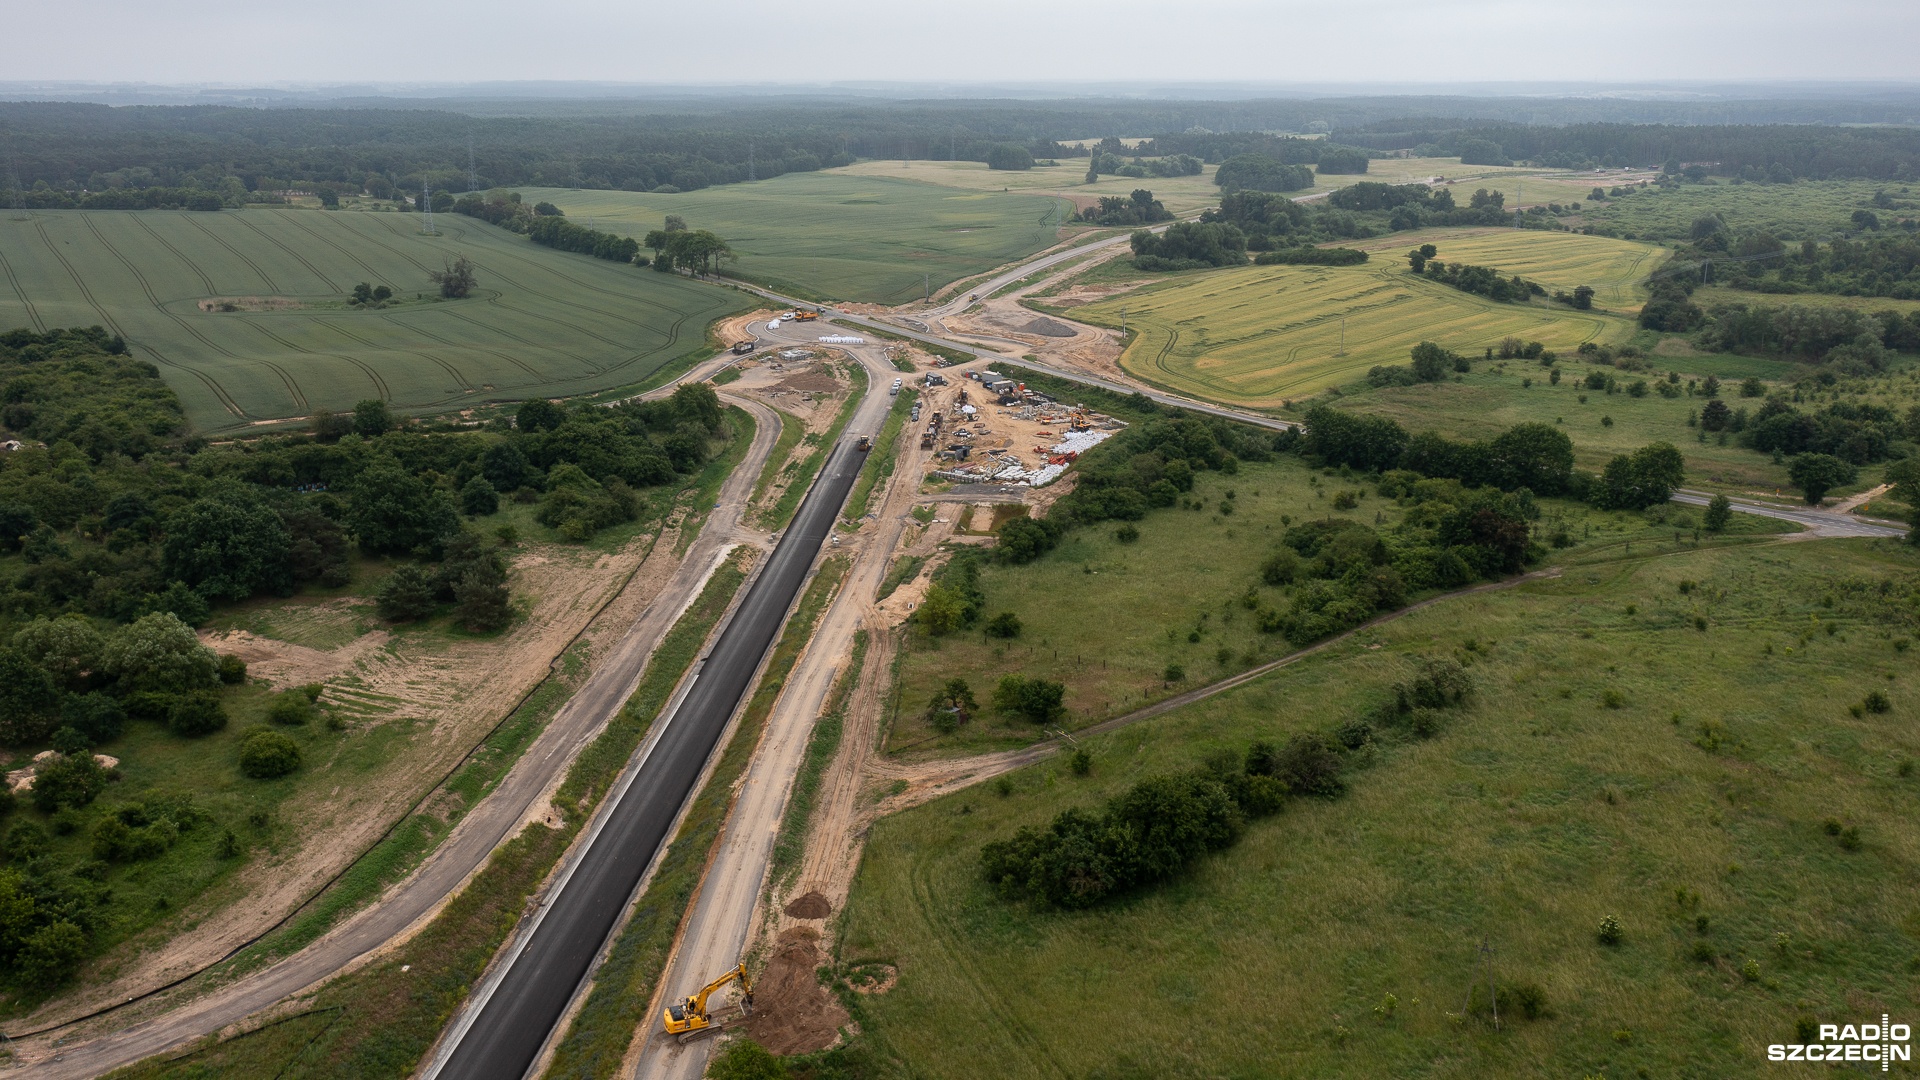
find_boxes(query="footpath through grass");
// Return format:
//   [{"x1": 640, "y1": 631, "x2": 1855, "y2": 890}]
[
  {"x1": 844, "y1": 535, "x2": 1920, "y2": 1079},
  {"x1": 539, "y1": 556, "x2": 850, "y2": 1080},
  {"x1": 108, "y1": 553, "x2": 754, "y2": 1079}
]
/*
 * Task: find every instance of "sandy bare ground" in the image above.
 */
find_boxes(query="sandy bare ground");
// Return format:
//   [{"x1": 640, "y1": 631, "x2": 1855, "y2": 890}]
[{"x1": 935, "y1": 249, "x2": 1141, "y2": 384}]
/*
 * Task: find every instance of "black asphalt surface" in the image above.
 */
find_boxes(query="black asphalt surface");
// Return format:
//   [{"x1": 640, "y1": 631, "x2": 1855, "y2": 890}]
[{"x1": 435, "y1": 439, "x2": 867, "y2": 1080}]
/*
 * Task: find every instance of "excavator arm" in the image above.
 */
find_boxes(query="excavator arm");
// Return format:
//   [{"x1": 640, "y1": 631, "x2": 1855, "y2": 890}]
[{"x1": 662, "y1": 962, "x2": 753, "y2": 1036}]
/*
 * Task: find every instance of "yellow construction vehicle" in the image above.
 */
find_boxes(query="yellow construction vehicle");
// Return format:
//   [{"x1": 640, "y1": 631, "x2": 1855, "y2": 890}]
[{"x1": 662, "y1": 962, "x2": 753, "y2": 1041}]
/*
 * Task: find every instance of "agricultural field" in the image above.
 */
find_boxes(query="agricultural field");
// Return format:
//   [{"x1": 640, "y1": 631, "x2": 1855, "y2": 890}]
[
  {"x1": 835, "y1": 158, "x2": 1224, "y2": 218},
  {"x1": 887, "y1": 453, "x2": 1786, "y2": 760},
  {"x1": 842, "y1": 535, "x2": 1920, "y2": 1079},
  {"x1": 519, "y1": 172, "x2": 1071, "y2": 305},
  {"x1": 1068, "y1": 231, "x2": 1663, "y2": 407},
  {"x1": 0, "y1": 209, "x2": 745, "y2": 433},
  {"x1": 1577, "y1": 179, "x2": 1914, "y2": 243}
]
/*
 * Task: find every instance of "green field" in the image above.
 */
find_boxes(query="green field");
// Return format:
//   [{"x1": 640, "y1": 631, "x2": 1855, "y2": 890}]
[
  {"x1": 1070, "y1": 231, "x2": 1662, "y2": 407},
  {"x1": 0, "y1": 209, "x2": 746, "y2": 432},
  {"x1": 520, "y1": 172, "x2": 1071, "y2": 305},
  {"x1": 841, "y1": 534, "x2": 1920, "y2": 1079},
  {"x1": 1579, "y1": 179, "x2": 1911, "y2": 243},
  {"x1": 889, "y1": 453, "x2": 1786, "y2": 763}
]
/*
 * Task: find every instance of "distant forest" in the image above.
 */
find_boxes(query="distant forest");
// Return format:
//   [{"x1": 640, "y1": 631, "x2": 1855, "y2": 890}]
[{"x1": 3, "y1": 95, "x2": 1920, "y2": 201}]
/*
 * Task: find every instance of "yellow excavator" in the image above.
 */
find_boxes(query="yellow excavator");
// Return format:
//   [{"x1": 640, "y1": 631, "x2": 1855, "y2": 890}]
[{"x1": 662, "y1": 962, "x2": 754, "y2": 1042}]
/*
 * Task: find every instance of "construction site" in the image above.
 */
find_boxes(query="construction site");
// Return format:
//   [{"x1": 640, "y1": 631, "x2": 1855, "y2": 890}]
[{"x1": 916, "y1": 369, "x2": 1125, "y2": 489}]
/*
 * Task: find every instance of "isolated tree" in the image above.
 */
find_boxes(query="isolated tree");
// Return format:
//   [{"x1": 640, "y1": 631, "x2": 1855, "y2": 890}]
[
  {"x1": 429, "y1": 255, "x2": 477, "y2": 299},
  {"x1": 663, "y1": 214, "x2": 688, "y2": 233},
  {"x1": 460, "y1": 476, "x2": 500, "y2": 517},
  {"x1": 985, "y1": 612, "x2": 1023, "y2": 638},
  {"x1": 352, "y1": 398, "x2": 394, "y2": 437},
  {"x1": 376, "y1": 564, "x2": 438, "y2": 622},
  {"x1": 993, "y1": 675, "x2": 1066, "y2": 723},
  {"x1": 1407, "y1": 248, "x2": 1428, "y2": 273},
  {"x1": 0, "y1": 647, "x2": 61, "y2": 746},
  {"x1": 103, "y1": 612, "x2": 218, "y2": 694},
  {"x1": 167, "y1": 690, "x2": 229, "y2": 737},
  {"x1": 1084, "y1": 159, "x2": 1098, "y2": 184},
  {"x1": 918, "y1": 583, "x2": 968, "y2": 636},
  {"x1": 1571, "y1": 285, "x2": 1596, "y2": 310},
  {"x1": 239, "y1": 728, "x2": 301, "y2": 779},
  {"x1": 1704, "y1": 493, "x2": 1733, "y2": 531},
  {"x1": 1486, "y1": 422, "x2": 1575, "y2": 495},
  {"x1": 1788, "y1": 453, "x2": 1857, "y2": 505},
  {"x1": 1699, "y1": 399, "x2": 1733, "y2": 432},
  {"x1": 347, "y1": 461, "x2": 460, "y2": 555},
  {"x1": 162, "y1": 485, "x2": 292, "y2": 601},
  {"x1": 986, "y1": 143, "x2": 1034, "y2": 171},
  {"x1": 1596, "y1": 443, "x2": 1686, "y2": 510},
  {"x1": 453, "y1": 558, "x2": 513, "y2": 632},
  {"x1": 12, "y1": 615, "x2": 104, "y2": 692}
]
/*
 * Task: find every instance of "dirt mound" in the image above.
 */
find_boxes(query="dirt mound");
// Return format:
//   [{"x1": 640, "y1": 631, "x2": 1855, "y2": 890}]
[
  {"x1": 743, "y1": 928, "x2": 849, "y2": 1055},
  {"x1": 772, "y1": 370, "x2": 841, "y2": 395},
  {"x1": 1018, "y1": 316, "x2": 1078, "y2": 338},
  {"x1": 784, "y1": 891, "x2": 832, "y2": 919}
]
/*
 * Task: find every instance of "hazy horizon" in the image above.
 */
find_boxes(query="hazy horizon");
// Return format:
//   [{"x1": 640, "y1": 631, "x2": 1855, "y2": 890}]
[{"x1": 11, "y1": 0, "x2": 1920, "y2": 88}]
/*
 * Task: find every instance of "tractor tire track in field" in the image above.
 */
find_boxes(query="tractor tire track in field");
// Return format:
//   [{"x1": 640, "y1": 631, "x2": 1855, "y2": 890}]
[
  {"x1": 0, "y1": 240, "x2": 46, "y2": 332},
  {"x1": 179, "y1": 213, "x2": 285, "y2": 293},
  {"x1": 231, "y1": 214, "x2": 343, "y2": 293},
  {"x1": 908, "y1": 860, "x2": 1071, "y2": 1080},
  {"x1": 33, "y1": 219, "x2": 130, "y2": 338},
  {"x1": 129, "y1": 213, "x2": 217, "y2": 295},
  {"x1": 280, "y1": 212, "x2": 399, "y2": 284},
  {"x1": 81, "y1": 214, "x2": 310, "y2": 415}
]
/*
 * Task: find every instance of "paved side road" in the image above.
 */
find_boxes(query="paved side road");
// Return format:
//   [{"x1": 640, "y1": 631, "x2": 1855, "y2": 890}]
[
  {"x1": 1670, "y1": 489, "x2": 1908, "y2": 539},
  {"x1": 422, "y1": 430, "x2": 871, "y2": 1080}
]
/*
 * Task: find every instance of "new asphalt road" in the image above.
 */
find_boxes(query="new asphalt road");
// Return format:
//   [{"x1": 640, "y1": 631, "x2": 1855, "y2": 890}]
[{"x1": 424, "y1": 438, "x2": 869, "y2": 1080}]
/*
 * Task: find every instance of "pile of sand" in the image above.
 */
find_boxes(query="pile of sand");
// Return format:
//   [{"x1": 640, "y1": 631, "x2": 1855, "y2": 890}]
[{"x1": 742, "y1": 928, "x2": 849, "y2": 1055}]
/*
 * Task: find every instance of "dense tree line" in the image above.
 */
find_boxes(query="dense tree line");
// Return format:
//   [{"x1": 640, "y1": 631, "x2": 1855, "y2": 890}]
[
  {"x1": 980, "y1": 656, "x2": 1473, "y2": 908},
  {"x1": 1130, "y1": 221, "x2": 1248, "y2": 270},
  {"x1": 1212, "y1": 155, "x2": 1315, "y2": 193},
  {"x1": 1696, "y1": 301, "x2": 1920, "y2": 369},
  {"x1": 1072, "y1": 189, "x2": 1171, "y2": 227},
  {"x1": 5, "y1": 185, "x2": 244, "y2": 211},
  {"x1": 1337, "y1": 120, "x2": 1920, "y2": 181},
  {"x1": 1082, "y1": 142, "x2": 1203, "y2": 181},
  {"x1": 1297, "y1": 402, "x2": 1684, "y2": 513},
  {"x1": 452, "y1": 192, "x2": 643, "y2": 264},
  {"x1": 1253, "y1": 246, "x2": 1368, "y2": 266},
  {"x1": 1706, "y1": 232, "x2": 1920, "y2": 301}
]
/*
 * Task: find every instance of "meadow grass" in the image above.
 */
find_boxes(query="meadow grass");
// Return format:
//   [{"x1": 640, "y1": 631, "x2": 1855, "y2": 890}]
[
  {"x1": 1577, "y1": 179, "x2": 1913, "y2": 243},
  {"x1": 842, "y1": 534, "x2": 1920, "y2": 1079},
  {"x1": 520, "y1": 173, "x2": 1070, "y2": 305},
  {"x1": 1067, "y1": 231, "x2": 1661, "y2": 407},
  {"x1": 886, "y1": 455, "x2": 1787, "y2": 761},
  {"x1": 0, "y1": 209, "x2": 746, "y2": 432}
]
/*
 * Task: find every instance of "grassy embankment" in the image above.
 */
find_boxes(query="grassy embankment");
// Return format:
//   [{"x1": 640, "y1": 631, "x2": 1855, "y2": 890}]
[
  {"x1": 109, "y1": 549, "x2": 755, "y2": 1078},
  {"x1": 843, "y1": 532, "x2": 1920, "y2": 1079},
  {"x1": 522, "y1": 175, "x2": 1070, "y2": 306},
  {"x1": 539, "y1": 556, "x2": 851, "y2": 1080},
  {"x1": 0, "y1": 209, "x2": 747, "y2": 432}
]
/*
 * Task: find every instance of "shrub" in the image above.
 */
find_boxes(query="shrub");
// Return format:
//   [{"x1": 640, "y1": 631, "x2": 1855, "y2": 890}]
[
  {"x1": 1273, "y1": 732, "x2": 1346, "y2": 798},
  {"x1": 1114, "y1": 524, "x2": 1140, "y2": 543},
  {"x1": 1163, "y1": 663, "x2": 1185, "y2": 684},
  {"x1": 1069, "y1": 747, "x2": 1092, "y2": 776},
  {"x1": 992, "y1": 675, "x2": 1066, "y2": 723},
  {"x1": 1469, "y1": 980, "x2": 1551, "y2": 1021},
  {"x1": 238, "y1": 728, "x2": 301, "y2": 779},
  {"x1": 15, "y1": 919, "x2": 87, "y2": 990},
  {"x1": 167, "y1": 691, "x2": 229, "y2": 737},
  {"x1": 1863, "y1": 690, "x2": 1891, "y2": 714},
  {"x1": 376, "y1": 564, "x2": 438, "y2": 622},
  {"x1": 1598, "y1": 914, "x2": 1624, "y2": 946},
  {"x1": 1395, "y1": 656, "x2": 1471, "y2": 710},
  {"x1": 30, "y1": 751, "x2": 107, "y2": 813},
  {"x1": 706, "y1": 1036, "x2": 791, "y2": 1080},
  {"x1": 1691, "y1": 940, "x2": 1716, "y2": 962},
  {"x1": 985, "y1": 612, "x2": 1023, "y2": 639},
  {"x1": 267, "y1": 690, "x2": 315, "y2": 726},
  {"x1": 217, "y1": 653, "x2": 248, "y2": 685},
  {"x1": 1601, "y1": 689, "x2": 1625, "y2": 709}
]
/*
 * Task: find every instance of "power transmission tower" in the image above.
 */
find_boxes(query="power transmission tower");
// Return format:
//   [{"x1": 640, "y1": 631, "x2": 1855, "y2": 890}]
[
  {"x1": 1463, "y1": 939, "x2": 1499, "y2": 1030},
  {"x1": 421, "y1": 182, "x2": 436, "y2": 235}
]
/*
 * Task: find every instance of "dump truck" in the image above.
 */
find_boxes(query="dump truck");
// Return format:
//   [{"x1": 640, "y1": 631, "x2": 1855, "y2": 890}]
[
  {"x1": 663, "y1": 962, "x2": 753, "y2": 1043},
  {"x1": 730, "y1": 339, "x2": 757, "y2": 355},
  {"x1": 793, "y1": 310, "x2": 819, "y2": 322}
]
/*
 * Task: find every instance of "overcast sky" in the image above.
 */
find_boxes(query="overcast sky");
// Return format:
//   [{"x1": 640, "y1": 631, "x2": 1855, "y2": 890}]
[{"x1": 11, "y1": 0, "x2": 1920, "y2": 86}]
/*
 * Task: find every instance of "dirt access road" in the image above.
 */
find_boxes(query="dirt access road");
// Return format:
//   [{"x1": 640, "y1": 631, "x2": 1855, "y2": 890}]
[
  {"x1": 623, "y1": 316, "x2": 910, "y2": 1080},
  {"x1": 7, "y1": 360, "x2": 785, "y2": 1080}
]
